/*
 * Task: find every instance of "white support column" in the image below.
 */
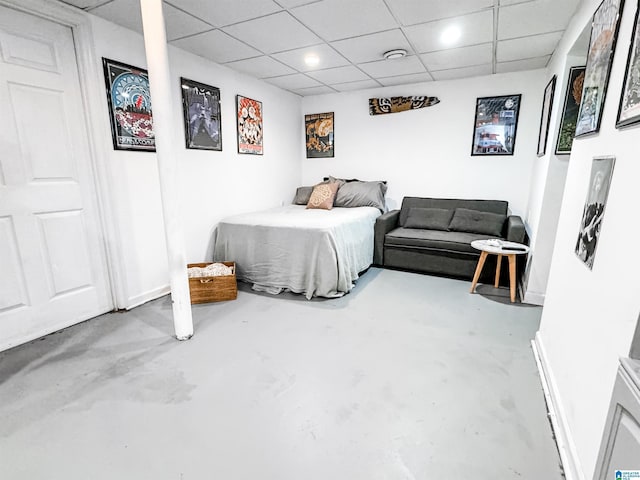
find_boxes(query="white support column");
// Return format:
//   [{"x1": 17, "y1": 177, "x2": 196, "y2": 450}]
[{"x1": 140, "y1": 0, "x2": 193, "y2": 340}]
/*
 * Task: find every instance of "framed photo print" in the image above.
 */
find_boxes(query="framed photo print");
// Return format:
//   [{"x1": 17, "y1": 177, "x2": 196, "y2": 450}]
[
  {"x1": 616, "y1": 2, "x2": 640, "y2": 128},
  {"x1": 574, "y1": 0, "x2": 625, "y2": 137},
  {"x1": 102, "y1": 58, "x2": 155, "y2": 151},
  {"x1": 180, "y1": 78, "x2": 222, "y2": 151},
  {"x1": 471, "y1": 94, "x2": 521, "y2": 156},
  {"x1": 305, "y1": 112, "x2": 334, "y2": 158},
  {"x1": 537, "y1": 75, "x2": 557, "y2": 156},
  {"x1": 556, "y1": 66, "x2": 586, "y2": 154},
  {"x1": 575, "y1": 156, "x2": 615, "y2": 269},
  {"x1": 236, "y1": 95, "x2": 263, "y2": 155}
]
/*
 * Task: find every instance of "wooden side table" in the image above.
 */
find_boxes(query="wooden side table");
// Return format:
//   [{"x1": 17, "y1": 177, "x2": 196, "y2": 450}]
[{"x1": 469, "y1": 239, "x2": 530, "y2": 303}]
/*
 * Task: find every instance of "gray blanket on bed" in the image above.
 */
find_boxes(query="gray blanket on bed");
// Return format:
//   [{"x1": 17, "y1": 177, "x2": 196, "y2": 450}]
[{"x1": 212, "y1": 205, "x2": 381, "y2": 299}]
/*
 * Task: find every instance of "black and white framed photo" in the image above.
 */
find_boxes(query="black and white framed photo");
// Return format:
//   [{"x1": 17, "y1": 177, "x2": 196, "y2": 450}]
[
  {"x1": 471, "y1": 94, "x2": 521, "y2": 156},
  {"x1": 537, "y1": 76, "x2": 557, "y2": 156},
  {"x1": 575, "y1": 156, "x2": 615, "y2": 269},
  {"x1": 102, "y1": 57, "x2": 155, "y2": 151},
  {"x1": 556, "y1": 66, "x2": 586, "y2": 154},
  {"x1": 616, "y1": 2, "x2": 640, "y2": 128},
  {"x1": 180, "y1": 78, "x2": 222, "y2": 151},
  {"x1": 574, "y1": 0, "x2": 625, "y2": 137}
]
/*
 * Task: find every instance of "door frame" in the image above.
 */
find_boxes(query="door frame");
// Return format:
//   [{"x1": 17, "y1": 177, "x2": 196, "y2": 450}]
[{"x1": 0, "y1": 0, "x2": 126, "y2": 309}]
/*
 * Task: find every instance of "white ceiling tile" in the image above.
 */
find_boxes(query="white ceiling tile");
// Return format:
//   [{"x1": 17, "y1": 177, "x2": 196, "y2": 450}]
[
  {"x1": 291, "y1": 0, "x2": 397, "y2": 41},
  {"x1": 89, "y1": 1, "x2": 212, "y2": 41},
  {"x1": 499, "y1": 0, "x2": 535, "y2": 5},
  {"x1": 498, "y1": 0, "x2": 581, "y2": 40},
  {"x1": 497, "y1": 31, "x2": 562, "y2": 62},
  {"x1": 271, "y1": 44, "x2": 349, "y2": 71},
  {"x1": 167, "y1": 0, "x2": 282, "y2": 27},
  {"x1": 496, "y1": 56, "x2": 550, "y2": 73},
  {"x1": 89, "y1": 0, "x2": 142, "y2": 34},
  {"x1": 385, "y1": 0, "x2": 494, "y2": 26},
  {"x1": 431, "y1": 64, "x2": 492, "y2": 81},
  {"x1": 377, "y1": 73, "x2": 434, "y2": 86},
  {"x1": 61, "y1": 0, "x2": 110, "y2": 8},
  {"x1": 171, "y1": 30, "x2": 261, "y2": 63},
  {"x1": 292, "y1": 85, "x2": 338, "y2": 96},
  {"x1": 224, "y1": 56, "x2": 296, "y2": 78},
  {"x1": 331, "y1": 29, "x2": 413, "y2": 64},
  {"x1": 223, "y1": 12, "x2": 320, "y2": 54},
  {"x1": 307, "y1": 66, "x2": 370, "y2": 84},
  {"x1": 421, "y1": 43, "x2": 493, "y2": 71},
  {"x1": 265, "y1": 73, "x2": 322, "y2": 89},
  {"x1": 358, "y1": 56, "x2": 426, "y2": 78},
  {"x1": 332, "y1": 80, "x2": 381, "y2": 92},
  {"x1": 404, "y1": 10, "x2": 494, "y2": 53}
]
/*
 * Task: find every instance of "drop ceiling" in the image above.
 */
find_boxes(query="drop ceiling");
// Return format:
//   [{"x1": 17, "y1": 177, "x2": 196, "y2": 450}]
[{"x1": 61, "y1": 0, "x2": 582, "y2": 96}]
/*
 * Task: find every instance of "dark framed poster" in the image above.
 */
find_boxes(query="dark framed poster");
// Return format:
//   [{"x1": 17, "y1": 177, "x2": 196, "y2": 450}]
[
  {"x1": 537, "y1": 75, "x2": 557, "y2": 157},
  {"x1": 574, "y1": 0, "x2": 625, "y2": 137},
  {"x1": 556, "y1": 66, "x2": 586, "y2": 154},
  {"x1": 575, "y1": 156, "x2": 615, "y2": 270},
  {"x1": 305, "y1": 112, "x2": 334, "y2": 158},
  {"x1": 102, "y1": 57, "x2": 155, "y2": 151},
  {"x1": 236, "y1": 95, "x2": 263, "y2": 155},
  {"x1": 471, "y1": 94, "x2": 521, "y2": 156},
  {"x1": 180, "y1": 78, "x2": 222, "y2": 151},
  {"x1": 616, "y1": 2, "x2": 640, "y2": 128}
]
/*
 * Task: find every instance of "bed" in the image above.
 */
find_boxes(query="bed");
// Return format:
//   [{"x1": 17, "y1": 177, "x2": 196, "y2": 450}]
[{"x1": 212, "y1": 204, "x2": 382, "y2": 299}]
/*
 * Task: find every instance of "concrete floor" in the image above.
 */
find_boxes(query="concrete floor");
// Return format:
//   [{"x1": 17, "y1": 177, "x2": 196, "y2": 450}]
[{"x1": 0, "y1": 268, "x2": 562, "y2": 480}]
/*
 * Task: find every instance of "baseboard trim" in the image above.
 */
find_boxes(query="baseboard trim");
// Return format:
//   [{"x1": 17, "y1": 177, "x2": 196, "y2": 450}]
[
  {"x1": 523, "y1": 290, "x2": 545, "y2": 306},
  {"x1": 532, "y1": 333, "x2": 585, "y2": 480},
  {"x1": 126, "y1": 285, "x2": 171, "y2": 309}
]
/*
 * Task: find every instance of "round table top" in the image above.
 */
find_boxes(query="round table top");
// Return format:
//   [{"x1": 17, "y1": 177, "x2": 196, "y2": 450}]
[{"x1": 471, "y1": 239, "x2": 530, "y2": 255}]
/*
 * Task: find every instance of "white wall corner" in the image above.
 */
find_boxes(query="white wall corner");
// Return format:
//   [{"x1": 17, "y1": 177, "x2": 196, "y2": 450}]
[
  {"x1": 523, "y1": 290, "x2": 545, "y2": 306},
  {"x1": 532, "y1": 333, "x2": 586, "y2": 480}
]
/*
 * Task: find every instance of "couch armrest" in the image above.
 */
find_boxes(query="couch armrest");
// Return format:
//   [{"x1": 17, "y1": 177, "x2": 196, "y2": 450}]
[
  {"x1": 374, "y1": 210, "x2": 400, "y2": 265},
  {"x1": 505, "y1": 215, "x2": 526, "y2": 244}
]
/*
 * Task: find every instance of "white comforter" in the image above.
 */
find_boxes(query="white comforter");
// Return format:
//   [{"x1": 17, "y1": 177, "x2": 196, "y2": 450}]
[{"x1": 212, "y1": 205, "x2": 381, "y2": 299}]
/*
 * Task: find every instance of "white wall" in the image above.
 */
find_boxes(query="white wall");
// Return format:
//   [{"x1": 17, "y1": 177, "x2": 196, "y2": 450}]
[
  {"x1": 89, "y1": 15, "x2": 302, "y2": 308},
  {"x1": 536, "y1": 0, "x2": 640, "y2": 477},
  {"x1": 301, "y1": 70, "x2": 546, "y2": 216}
]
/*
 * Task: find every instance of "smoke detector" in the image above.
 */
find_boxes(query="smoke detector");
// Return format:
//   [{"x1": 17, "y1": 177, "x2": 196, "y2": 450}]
[{"x1": 383, "y1": 49, "x2": 407, "y2": 60}]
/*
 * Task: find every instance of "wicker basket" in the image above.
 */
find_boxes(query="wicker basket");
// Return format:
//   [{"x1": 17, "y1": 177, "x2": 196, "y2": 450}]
[{"x1": 187, "y1": 262, "x2": 237, "y2": 304}]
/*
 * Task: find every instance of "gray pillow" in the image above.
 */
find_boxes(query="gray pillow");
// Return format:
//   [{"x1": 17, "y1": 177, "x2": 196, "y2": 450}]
[
  {"x1": 448, "y1": 208, "x2": 506, "y2": 236},
  {"x1": 404, "y1": 207, "x2": 453, "y2": 231},
  {"x1": 293, "y1": 186, "x2": 313, "y2": 205},
  {"x1": 334, "y1": 180, "x2": 387, "y2": 212}
]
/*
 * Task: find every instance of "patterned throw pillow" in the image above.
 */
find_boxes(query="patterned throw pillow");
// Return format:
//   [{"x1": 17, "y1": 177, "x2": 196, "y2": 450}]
[{"x1": 306, "y1": 182, "x2": 340, "y2": 210}]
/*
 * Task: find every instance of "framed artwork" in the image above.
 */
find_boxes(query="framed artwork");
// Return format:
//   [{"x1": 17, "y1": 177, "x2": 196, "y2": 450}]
[
  {"x1": 616, "y1": 2, "x2": 640, "y2": 128},
  {"x1": 471, "y1": 94, "x2": 521, "y2": 156},
  {"x1": 574, "y1": 0, "x2": 625, "y2": 137},
  {"x1": 102, "y1": 58, "x2": 155, "y2": 151},
  {"x1": 575, "y1": 156, "x2": 615, "y2": 270},
  {"x1": 537, "y1": 75, "x2": 557, "y2": 156},
  {"x1": 305, "y1": 112, "x2": 334, "y2": 158},
  {"x1": 180, "y1": 78, "x2": 222, "y2": 151},
  {"x1": 555, "y1": 66, "x2": 586, "y2": 154},
  {"x1": 236, "y1": 95, "x2": 263, "y2": 155}
]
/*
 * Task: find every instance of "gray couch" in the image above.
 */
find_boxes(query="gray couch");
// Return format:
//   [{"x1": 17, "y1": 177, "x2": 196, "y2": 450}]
[{"x1": 374, "y1": 197, "x2": 526, "y2": 281}]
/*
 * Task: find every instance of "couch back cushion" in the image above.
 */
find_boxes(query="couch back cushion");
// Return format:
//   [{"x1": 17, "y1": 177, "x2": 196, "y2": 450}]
[
  {"x1": 399, "y1": 197, "x2": 508, "y2": 227},
  {"x1": 404, "y1": 207, "x2": 454, "y2": 231},
  {"x1": 448, "y1": 208, "x2": 506, "y2": 236}
]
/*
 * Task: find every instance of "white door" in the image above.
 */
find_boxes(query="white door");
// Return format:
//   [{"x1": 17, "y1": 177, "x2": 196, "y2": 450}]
[{"x1": 0, "y1": 5, "x2": 113, "y2": 351}]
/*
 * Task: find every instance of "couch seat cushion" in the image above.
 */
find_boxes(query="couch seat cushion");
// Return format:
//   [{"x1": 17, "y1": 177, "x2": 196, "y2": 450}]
[{"x1": 385, "y1": 228, "x2": 502, "y2": 254}]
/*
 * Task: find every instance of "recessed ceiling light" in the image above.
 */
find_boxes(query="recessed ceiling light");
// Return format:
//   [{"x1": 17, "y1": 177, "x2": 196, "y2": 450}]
[
  {"x1": 304, "y1": 53, "x2": 320, "y2": 67},
  {"x1": 441, "y1": 26, "x2": 461, "y2": 45},
  {"x1": 383, "y1": 49, "x2": 407, "y2": 60}
]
